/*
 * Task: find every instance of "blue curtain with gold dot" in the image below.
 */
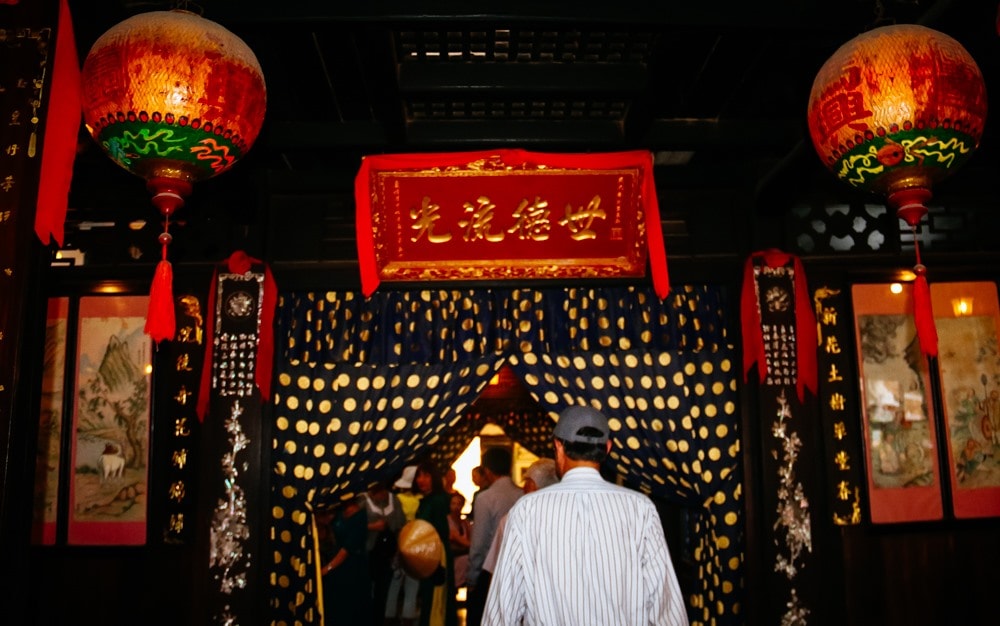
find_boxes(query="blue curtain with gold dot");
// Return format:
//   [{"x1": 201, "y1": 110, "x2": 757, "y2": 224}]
[{"x1": 268, "y1": 286, "x2": 741, "y2": 626}]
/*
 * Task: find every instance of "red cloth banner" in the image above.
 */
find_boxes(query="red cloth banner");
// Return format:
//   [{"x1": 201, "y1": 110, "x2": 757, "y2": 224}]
[
  {"x1": 355, "y1": 149, "x2": 668, "y2": 298},
  {"x1": 35, "y1": 0, "x2": 80, "y2": 247}
]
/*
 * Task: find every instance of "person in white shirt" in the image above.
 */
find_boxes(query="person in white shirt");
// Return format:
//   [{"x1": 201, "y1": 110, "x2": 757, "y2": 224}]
[
  {"x1": 481, "y1": 457, "x2": 559, "y2": 577},
  {"x1": 483, "y1": 406, "x2": 690, "y2": 626}
]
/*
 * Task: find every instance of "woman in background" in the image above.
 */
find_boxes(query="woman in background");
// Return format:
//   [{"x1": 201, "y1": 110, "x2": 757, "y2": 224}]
[
  {"x1": 413, "y1": 462, "x2": 457, "y2": 626},
  {"x1": 318, "y1": 497, "x2": 373, "y2": 626},
  {"x1": 447, "y1": 491, "x2": 472, "y2": 589}
]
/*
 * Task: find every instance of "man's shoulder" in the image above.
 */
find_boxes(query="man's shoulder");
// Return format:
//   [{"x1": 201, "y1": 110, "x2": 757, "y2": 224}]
[{"x1": 523, "y1": 473, "x2": 657, "y2": 506}]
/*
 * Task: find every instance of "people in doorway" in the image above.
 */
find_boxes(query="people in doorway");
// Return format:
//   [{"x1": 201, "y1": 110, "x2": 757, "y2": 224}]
[
  {"x1": 470, "y1": 465, "x2": 485, "y2": 508},
  {"x1": 443, "y1": 468, "x2": 458, "y2": 495},
  {"x1": 465, "y1": 447, "x2": 522, "y2": 626},
  {"x1": 363, "y1": 480, "x2": 407, "y2": 626},
  {"x1": 318, "y1": 496, "x2": 374, "y2": 626},
  {"x1": 481, "y1": 457, "x2": 558, "y2": 578},
  {"x1": 483, "y1": 406, "x2": 689, "y2": 626},
  {"x1": 413, "y1": 461, "x2": 458, "y2": 626},
  {"x1": 385, "y1": 466, "x2": 421, "y2": 626},
  {"x1": 447, "y1": 491, "x2": 472, "y2": 589}
]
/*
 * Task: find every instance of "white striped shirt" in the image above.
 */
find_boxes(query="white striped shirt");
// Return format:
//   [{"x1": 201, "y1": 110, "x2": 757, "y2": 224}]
[{"x1": 482, "y1": 467, "x2": 689, "y2": 626}]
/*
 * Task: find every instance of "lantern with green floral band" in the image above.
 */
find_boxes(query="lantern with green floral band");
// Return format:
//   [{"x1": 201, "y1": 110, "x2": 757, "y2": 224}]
[
  {"x1": 807, "y1": 23, "x2": 987, "y2": 358},
  {"x1": 81, "y1": 9, "x2": 266, "y2": 342}
]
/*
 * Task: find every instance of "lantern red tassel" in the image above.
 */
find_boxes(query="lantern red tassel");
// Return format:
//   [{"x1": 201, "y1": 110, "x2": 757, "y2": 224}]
[
  {"x1": 912, "y1": 265, "x2": 938, "y2": 357},
  {"x1": 891, "y1": 188, "x2": 939, "y2": 359},
  {"x1": 145, "y1": 255, "x2": 175, "y2": 344}
]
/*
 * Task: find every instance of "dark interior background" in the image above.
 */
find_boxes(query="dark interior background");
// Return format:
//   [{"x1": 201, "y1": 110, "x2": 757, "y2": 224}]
[
  {"x1": 63, "y1": 0, "x2": 1000, "y2": 283},
  {"x1": 10, "y1": 1, "x2": 1000, "y2": 625}
]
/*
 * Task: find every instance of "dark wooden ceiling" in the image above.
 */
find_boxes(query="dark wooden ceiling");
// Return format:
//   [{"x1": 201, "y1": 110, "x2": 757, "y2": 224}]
[{"x1": 62, "y1": 0, "x2": 1000, "y2": 277}]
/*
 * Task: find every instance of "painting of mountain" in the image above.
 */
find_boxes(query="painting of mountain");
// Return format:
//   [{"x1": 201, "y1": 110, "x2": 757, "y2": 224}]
[{"x1": 69, "y1": 296, "x2": 151, "y2": 545}]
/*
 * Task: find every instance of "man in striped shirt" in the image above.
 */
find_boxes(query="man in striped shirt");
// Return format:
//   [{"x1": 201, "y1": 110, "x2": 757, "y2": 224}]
[{"x1": 482, "y1": 406, "x2": 689, "y2": 626}]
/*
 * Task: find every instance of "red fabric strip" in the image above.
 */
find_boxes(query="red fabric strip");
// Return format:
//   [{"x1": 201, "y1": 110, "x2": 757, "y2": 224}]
[
  {"x1": 354, "y1": 157, "x2": 379, "y2": 296},
  {"x1": 740, "y1": 255, "x2": 765, "y2": 385},
  {"x1": 35, "y1": 0, "x2": 80, "y2": 247},
  {"x1": 792, "y1": 255, "x2": 818, "y2": 402},
  {"x1": 257, "y1": 263, "x2": 278, "y2": 402},
  {"x1": 195, "y1": 266, "x2": 219, "y2": 422}
]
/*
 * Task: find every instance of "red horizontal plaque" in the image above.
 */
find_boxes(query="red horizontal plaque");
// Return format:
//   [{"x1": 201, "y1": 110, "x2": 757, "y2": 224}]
[{"x1": 354, "y1": 149, "x2": 668, "y2": 297}]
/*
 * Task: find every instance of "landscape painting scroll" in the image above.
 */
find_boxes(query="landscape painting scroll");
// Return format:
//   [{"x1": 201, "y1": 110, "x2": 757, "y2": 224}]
[
  {"x1": 931, "y1": 281, "x2": 1000, "y2": 519},
  {"x1": 852, "y1": 283, "x2": 944, "y2": 524},
  {"x1": 67, "y1": 296, "x2": 151, "y2": 545}
]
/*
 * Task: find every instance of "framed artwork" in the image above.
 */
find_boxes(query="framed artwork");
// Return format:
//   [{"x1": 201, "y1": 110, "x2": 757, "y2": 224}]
[
  {"x1": 852, "y1": 283, "x2": 944, "y2": 524},
  {"x1": 931, "y1": 281, "x2": 1000, "y2": 519},
  {"x1": 31, "y1": 297, "x2": 69, "y2": 545},
  {"x1": 67, "y1": 296, "x2": 151, "y2": 545}
]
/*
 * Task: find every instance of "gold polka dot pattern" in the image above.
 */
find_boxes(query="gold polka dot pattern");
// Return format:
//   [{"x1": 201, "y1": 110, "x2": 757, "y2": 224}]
[{"x1": 269, "y1": 286, "x2": 741, "y2": 625}]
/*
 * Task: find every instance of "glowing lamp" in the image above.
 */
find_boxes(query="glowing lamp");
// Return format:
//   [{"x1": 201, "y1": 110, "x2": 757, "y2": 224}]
[
  {"x1": 807, "y1": 24, "x2": 988, "y2": 357},
  {"x1": 81, "y1": 10, "x2": 266, "y2": 342}
]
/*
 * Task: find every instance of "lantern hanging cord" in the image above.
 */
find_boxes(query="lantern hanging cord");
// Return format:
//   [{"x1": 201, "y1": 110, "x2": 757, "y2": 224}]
[
  {"x1": 159, "y1": 216, "x2": 173, "y2": 261},
  {"x1": 171, "y1": 0, "x2": 205, "y2": 16},
  {"x1": 910, "y1": 221, "x2": 923, "y2": 268}
]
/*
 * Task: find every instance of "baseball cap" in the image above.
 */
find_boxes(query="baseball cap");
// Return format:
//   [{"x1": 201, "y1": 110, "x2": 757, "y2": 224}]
[
  {"x1": 394, "y1": 465, "x2": 417, "y2": 490},
  {"x1": 553, "y1": 405, "x2": 610, "y2": 444}
]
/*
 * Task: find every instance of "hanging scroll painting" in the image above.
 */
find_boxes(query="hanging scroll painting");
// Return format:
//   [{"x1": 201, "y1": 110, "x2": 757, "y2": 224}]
[
  {"x1": 68, "y1": 296, "x2": 151, "y2": 545},
  {"x1": 931, "y1": 281, "x2": 1000, "y2": 519},
  {"x1": 852, "y1": 283, "x2": 943, "y2": 524},
  {"x1": 31, "y1": 297, "x2": 70, "y2": 545}
]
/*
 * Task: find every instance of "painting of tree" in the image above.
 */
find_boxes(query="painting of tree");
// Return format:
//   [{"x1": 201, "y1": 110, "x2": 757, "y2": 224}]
[
  {"x1": 69, "y1": 296, "x2": 151, "y2": 545},
  {"x1": 932, "y1": 280, "x2": 1000, "y2": 519}
]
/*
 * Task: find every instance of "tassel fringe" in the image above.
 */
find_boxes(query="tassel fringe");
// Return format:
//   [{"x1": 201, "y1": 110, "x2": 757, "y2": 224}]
[
  {"x1": 912, "y1": 270, "x2": 938, "y2": 357},
  {"x1": 145, "y1": 259, "x2": 175, "y2": 344}
]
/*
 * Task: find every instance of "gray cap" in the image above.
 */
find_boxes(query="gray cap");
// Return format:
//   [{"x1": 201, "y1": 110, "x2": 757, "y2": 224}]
[{"x1": 553, "y1": 406, "x2": 610, "y2": 444}]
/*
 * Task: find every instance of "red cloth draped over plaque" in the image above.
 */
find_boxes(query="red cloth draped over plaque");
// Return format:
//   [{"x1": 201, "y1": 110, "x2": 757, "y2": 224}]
[
  {"x1": 195, "y1": 251, "x2": 277, "y2": 422},
  {"x1": 354, "y1": 149, "x2": 668, "y2": 298},
  {"x1": 740, "y1": 249, "x2": 818, "y2": 403}
]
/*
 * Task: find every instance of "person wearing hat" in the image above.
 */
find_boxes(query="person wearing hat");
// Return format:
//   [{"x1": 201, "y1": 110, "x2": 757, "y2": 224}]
[
  {"x1": 386, "y1": 465, "x2": 421, "y2": 626},
  {"x1": 394, "y1": 465, "x2": 422, "y2": 522},
  {"x1": 482, "y1": 405, "x2": 689, "y2": 626}
]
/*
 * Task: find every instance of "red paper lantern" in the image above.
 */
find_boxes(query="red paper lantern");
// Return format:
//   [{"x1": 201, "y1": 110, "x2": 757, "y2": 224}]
[
  {"x1": 807, "y1": 24, "x2": 986, "y2": 216},
  {"x1": 806, "y1": 24, "x2": 988, "y2": 357},
  {"x1": 81, "y1": 10, "x2": 267, "y2": 342}
]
